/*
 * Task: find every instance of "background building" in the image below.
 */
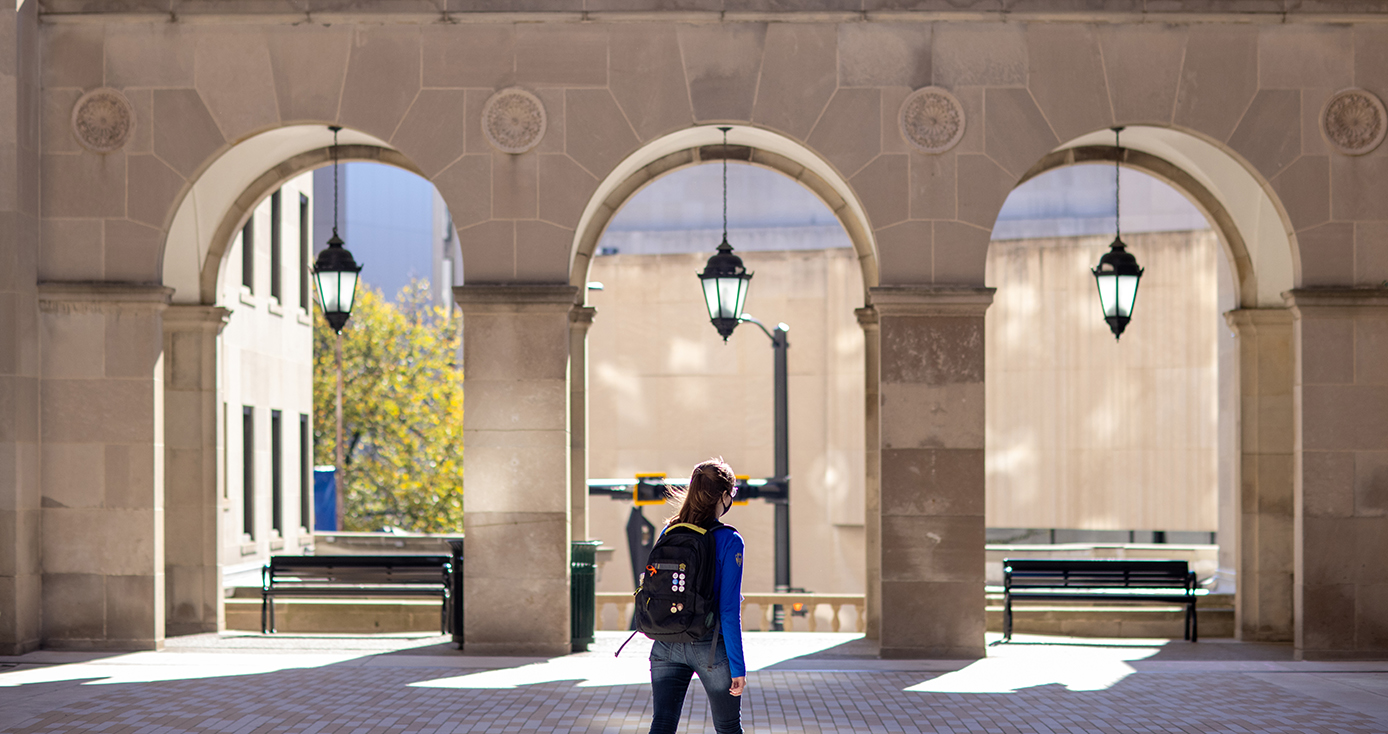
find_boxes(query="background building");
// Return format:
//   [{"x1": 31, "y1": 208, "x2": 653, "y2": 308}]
[
  {"x1": 586, "y1": 162, "x2": 1225, "y2": 610},
  {"x1": 208, "y1": 172, "x2": 317, "y2": 625}
]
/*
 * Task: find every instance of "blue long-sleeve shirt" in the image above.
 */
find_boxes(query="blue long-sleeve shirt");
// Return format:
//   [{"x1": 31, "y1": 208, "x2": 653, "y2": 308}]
[{"x1": 712, "y1": 526, "x2": 746, "y2": 677}]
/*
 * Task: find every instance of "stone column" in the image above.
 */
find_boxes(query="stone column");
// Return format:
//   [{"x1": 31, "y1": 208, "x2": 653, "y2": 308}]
[
  {"x1": 0, "y1": 0, "x2": 41, "y2": 656},
  {"x1": 163, "y1": 306, "x2": 229, "y2": 636},
  {"x1": 570, "y1": 306, "x2": 596, "y2": 542},
  {"x1": 455, "y1": 284, "x2": 577, "y2": 656},
  {"x1": 869, "y1": 286, "x2": 992, "y2": 659},
  {"x1": 1225, "y1": 309, "x2": 1295, "y2": 642},
  {"x1": 38, "y1": 283, "x2": 171, "y2": 650},
  {"x1": 1287, "y1": 289, "x2": 1388, "y2": 660},
  {"x1": 855, "y1": 307, "x2": 881, "y2": 641}
]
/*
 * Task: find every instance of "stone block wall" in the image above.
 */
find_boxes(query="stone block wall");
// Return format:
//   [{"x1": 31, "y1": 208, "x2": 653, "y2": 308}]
[
  {"x1": 12, "y1": 4, "x2": 1388, "y2": 658},
  {"x1": 1289, "y1": 289, "x2": 1388, "y2": 660},
  {"x1": 0, "y1": 0, "x2": 41, "y2": 656}
]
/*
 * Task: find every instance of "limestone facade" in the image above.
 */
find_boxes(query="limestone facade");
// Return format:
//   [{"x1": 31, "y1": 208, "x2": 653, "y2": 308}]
[
  {"x1": 2, "y1": 1, "x2": 1388, "y2": 659},
  {"x1": 986, "y1": 231, "x2": 1221, "y2": 534},
  {"x1": 215, "y1": 172, "x2": 316, "y2": 625}
]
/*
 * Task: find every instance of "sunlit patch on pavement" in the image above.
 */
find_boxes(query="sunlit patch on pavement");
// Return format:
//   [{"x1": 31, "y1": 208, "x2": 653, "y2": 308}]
[
  {"x1": 905, "y1": 635, "x2": 1165, "y2": 694},
  {"x1": 0, "y1": 652, "x2": 365, "y2": 687},
  {"x1": 409, "y1": 631, "x2": 861, "y2": 689}
]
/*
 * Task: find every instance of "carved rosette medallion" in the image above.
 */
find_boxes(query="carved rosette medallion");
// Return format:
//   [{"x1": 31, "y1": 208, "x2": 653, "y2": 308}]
[
  {"x1": 1322, "y1": 88, "x2": 1387, "y2": 156},
  {"x1": 482, "y1": 88, "x2": 547, "y2": 155},
  {"x1": 899, "y1": 86, "x2": 966, "y2": 155},
  {"x1": 71, "y1": 88, "x2": 135, "y2": 154}
]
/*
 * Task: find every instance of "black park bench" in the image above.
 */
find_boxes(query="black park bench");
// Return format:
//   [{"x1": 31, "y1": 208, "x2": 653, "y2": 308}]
[
  {"x1": 261, "y1": 555, "x2": 453, "y2": 634},
  {"x1": 1000, "y1": 558, "x2": 1203, "y2": 643}
]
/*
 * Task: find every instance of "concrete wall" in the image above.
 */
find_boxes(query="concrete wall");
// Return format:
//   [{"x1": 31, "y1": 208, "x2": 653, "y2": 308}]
[
  {"x1": 586, "y1": 248, "x2": 867, "y2": 596},
  {"x1": 985, "y1": 230, "x2": 1220, "y2": 532}
]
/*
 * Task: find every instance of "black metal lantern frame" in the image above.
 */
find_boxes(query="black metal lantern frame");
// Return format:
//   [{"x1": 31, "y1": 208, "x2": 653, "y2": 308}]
[
  {"x1": 312, "y1": 125, "x2": 362, "y2": 334},
  {"x1": 1092, "y1": 126, "x2": 1144, "y2": 340}
]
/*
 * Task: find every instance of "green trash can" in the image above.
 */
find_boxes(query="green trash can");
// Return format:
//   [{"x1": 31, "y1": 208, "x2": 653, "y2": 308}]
[{"x1": 571, "y1": 540, "x2": 601, "y2": 652}]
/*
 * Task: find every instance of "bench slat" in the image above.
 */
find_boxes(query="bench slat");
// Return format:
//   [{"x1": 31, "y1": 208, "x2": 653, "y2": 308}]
[{"x1": 265, "y1": 587, "x2": 447, "y2": 597}]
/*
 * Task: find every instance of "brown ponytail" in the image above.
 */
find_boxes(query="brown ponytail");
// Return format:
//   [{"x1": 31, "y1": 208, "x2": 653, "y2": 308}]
[{"x1": 667, "y1": 458, "x2": 736, "y2": 528}]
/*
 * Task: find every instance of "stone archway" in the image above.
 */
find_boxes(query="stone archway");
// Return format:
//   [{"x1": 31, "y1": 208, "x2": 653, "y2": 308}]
[
  {"x1": 997, "y1": 125, "x2": 1302, "y2": 645},
  {"x1": 565, "y1": 124, "x2": 890, "y2": 641},
  {"x1": 159, "y1": 125, "x2": 433, "y2": 636},
  {"x1": 20, "y1": 9, "x2": 1388, "y2": 660}
]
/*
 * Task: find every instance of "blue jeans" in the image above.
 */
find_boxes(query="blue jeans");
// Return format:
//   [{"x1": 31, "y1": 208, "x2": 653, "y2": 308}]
[{"x1": 648, "y1": 639, "x2": 743, "y2": 734}]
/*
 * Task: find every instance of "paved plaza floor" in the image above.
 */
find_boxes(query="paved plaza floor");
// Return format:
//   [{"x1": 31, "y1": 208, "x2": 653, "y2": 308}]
[{"x1": 2, "y1": 631, "x2": 1386, "y2": 733}]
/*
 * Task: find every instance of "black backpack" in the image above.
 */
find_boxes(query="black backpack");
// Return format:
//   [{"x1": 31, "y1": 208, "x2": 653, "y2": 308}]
[{"x1": 616, "y1": 520, "x2": 733, "y2": 659}]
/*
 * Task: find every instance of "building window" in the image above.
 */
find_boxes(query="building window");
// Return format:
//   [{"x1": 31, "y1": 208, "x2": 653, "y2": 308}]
[
  {"x1": 299, "y1": 410, "x2": 310, "y2": 527},
  {"x1": 242, "y1": 406, "x2": 255, "y2": 539},
  {"x1": 271, "y1": 410, "x2": 283, "y2": 534},
  {"x1": 222, "y1": 402, "x2": 229, "y2": 499},
  {"x1": 300, "y1": 413, "x2": 311, "y2": 531},
  {"x1": 241, "y1": 216, "x2": 254, "y2": 291},
  {"x1": 299, "y1": 193, "x2": 310, "y2": 311},
  {"x1": 270, "y1": 190, "x2": 283, "y2": 301}
]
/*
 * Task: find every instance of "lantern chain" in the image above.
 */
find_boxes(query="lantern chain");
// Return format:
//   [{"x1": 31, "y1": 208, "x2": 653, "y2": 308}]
[
  {"x1": 719, "y1": 126, "x2": 731, "y2": 242},
  {"x1": 330, "y1": 125, "x2": 341, "y2": 239},
  {"x1": 1113, "y1": 126, "x2": 1123, "y2": 241}
]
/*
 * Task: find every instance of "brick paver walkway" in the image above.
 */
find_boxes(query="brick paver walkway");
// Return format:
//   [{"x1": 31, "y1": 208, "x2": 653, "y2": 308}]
[{"x1": 3, "y1": 632, "x2": 1386, "y2": 733}]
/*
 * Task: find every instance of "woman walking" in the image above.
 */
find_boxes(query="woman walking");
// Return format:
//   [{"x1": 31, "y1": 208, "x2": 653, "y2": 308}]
[{"x1": 648, "y1": 458, "x2": 746, "y2": 734}]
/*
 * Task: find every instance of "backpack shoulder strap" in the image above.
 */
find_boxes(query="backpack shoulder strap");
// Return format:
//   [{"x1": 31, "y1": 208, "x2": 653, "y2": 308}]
[{"x1": 668, "y1": 522, "x2": 708, "y2": 535}]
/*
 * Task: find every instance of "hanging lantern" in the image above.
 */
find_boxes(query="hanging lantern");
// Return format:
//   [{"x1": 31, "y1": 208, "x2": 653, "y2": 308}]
[
  {"x1": 697, "y1": 127, "x2": 753, "y2": 342},
  {"x1": 312, "y1": 125, "x2": 363, "y2": 334},
  {"x1": 699, "y1": 239, "x2": 752, "y2": 341},
  {"x1": 1093, "y1": 126, "x2": 1143, "y2": 340}
]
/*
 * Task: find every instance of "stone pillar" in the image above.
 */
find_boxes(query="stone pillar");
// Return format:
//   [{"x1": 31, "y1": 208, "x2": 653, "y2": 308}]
[
  {"x1": 0, "y1": 0, "x2": 41, "y2": 656},
  {"x1": 869, "y1": 286, "x2": 992, "y2": 659},
  {"x1": 163, "y1": 306, "x2": 229, "y2": 636},
  {"x1": 1287, "y1": 289, "x2": 1388, "y2": 660},
  {"x1": 455, "y1": 284, "x2": 577, "y2": 656},
  {"x1": 38, "y1": 283, "x2": 171, "y2": 650},
  {"x1": 855, "y1": 307, "x2": 881, "y2": 641},
  {"x1": 570, "y1": 306, "x2": 595, "y2": 542},
  {"x1": 1225, "y1": 309, "x2": 1295, "y2": 642}
]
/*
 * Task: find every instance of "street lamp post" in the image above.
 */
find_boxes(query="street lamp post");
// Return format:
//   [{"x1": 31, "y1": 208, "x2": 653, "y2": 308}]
[
  {"x1": 312, "y1": 125, "x2": 362, "y2": 531},
  {"x1": 738, "y1": 315, "x2": 790, "y2": 598}
]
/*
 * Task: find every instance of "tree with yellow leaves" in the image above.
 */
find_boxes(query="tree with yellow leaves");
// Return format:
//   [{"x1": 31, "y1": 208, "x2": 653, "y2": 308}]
[{"x1": 313, "y1": 279, "x2": 464, "y2": 533}]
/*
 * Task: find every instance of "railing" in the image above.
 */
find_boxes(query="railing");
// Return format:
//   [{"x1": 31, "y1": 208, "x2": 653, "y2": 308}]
[{"x1": 596, "y1": 592, "x2": 865, "y2": 633}]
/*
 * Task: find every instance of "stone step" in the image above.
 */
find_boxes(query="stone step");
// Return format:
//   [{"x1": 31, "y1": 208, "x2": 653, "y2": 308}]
[
  {"x1": 987, "y1": 591, "x2": 1234, "y2": 637},
  {"x1": 226, "y1": 598, "x2": 448, "y2": 634},
  {"x1": 987, "y1": 605, "x2": 1234, "y2": 638}
]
